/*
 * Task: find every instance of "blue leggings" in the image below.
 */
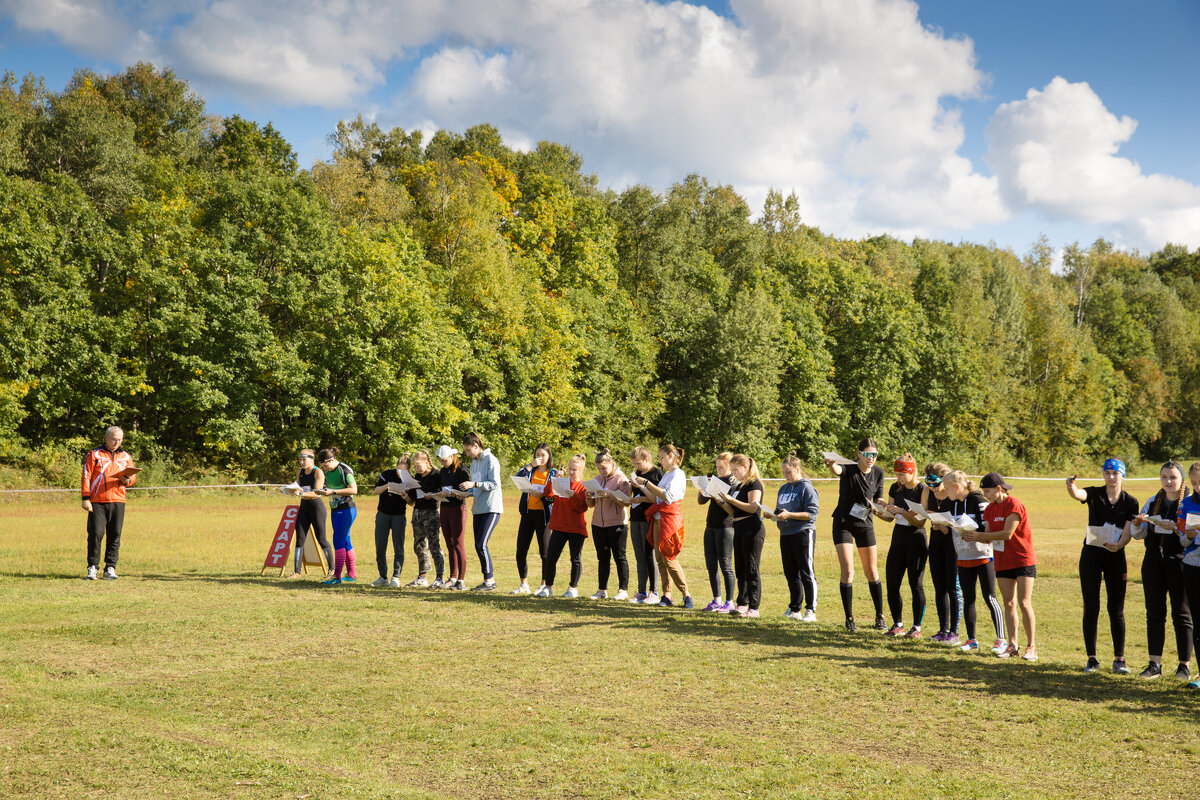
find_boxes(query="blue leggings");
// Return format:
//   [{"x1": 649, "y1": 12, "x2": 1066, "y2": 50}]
[
  {"x1": 332, "y1": 507, "x2": 357, "y2": 551},
  {"x1": 473, "y1": 512, "x2": 501, "y2": 580}
]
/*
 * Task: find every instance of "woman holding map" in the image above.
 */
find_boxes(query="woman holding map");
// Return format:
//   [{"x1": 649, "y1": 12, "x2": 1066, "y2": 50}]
[
  {"x1": 585, "y1": 448, "x2": 632, "y2": 600},
  {"x1": 635, "y1": 444, "x2": 694, "y2": 609},
  {"x1": 943, "y1": 471, "x2": 1006, "y2": 656},
  {"x1": 317, "y1": 447, "x2": 358, "y2": 584},
  {"x1": 880, "y1": 454, "x2": 928, "y2": 639},
  {"x1": 511, "y1": 444, "x2": 556, "y2": 596},
  {"x1": 289, "y1": 449, "x2": 334, "y2": 578},
  {"x1": 697, "y1": 452, "x2": 736, "y2": 612},
  {"x1": 825, "y1": 440, "x2": 886, "y2": 632},
  {"x1": 1175, "y1": 463, "x2": 1200, "y2": 689},
  {"x1": 1131, "y1": 461, "x2": 1191, "y2": 680},
  {"x1": 536, "y1": 453, "x2": 591, "y2": 598}
]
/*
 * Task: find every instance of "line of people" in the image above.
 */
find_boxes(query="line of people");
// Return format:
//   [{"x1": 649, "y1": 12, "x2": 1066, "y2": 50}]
[{"x1": 280, "y1": 434, "x2": 1200, "y2": 686}]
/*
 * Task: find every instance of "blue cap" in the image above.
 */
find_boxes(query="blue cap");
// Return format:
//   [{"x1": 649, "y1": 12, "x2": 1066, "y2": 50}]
[{"x1": 1102, "y1": 458, "x2": 1126, "y2": 477}]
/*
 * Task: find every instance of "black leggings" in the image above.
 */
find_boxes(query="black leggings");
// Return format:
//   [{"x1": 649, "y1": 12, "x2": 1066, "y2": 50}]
[
  {"x1": 296, "y1": 500, "x2": 333, "y2": 573},
  {"x1": 928, "y1": 530, "x2": 959, "y2": 634},
  {"x1": 543, "y1": 530, "x2": 586, "y2": 588},
  {"x1": 886, "y1": 525, "x2": 928, "y2": 627},
  {"x1": 592, "y1": 524, "x2": 629, "y2": 591},
  {"x1": 1141, "y1": 544, "x2": 1193, "y2": 662},
  {"x1": 629, "y1": 520, "x2": 658, "y2": 595},
  {"x1": 704, "y1": 524, "x2": 735, "y2": 600},
  {"x1": 1079, "y1": 545, "x2": 1127, "y2": 657},
  {"x1": 733, "y1": 522, "x2": 766, "y2": 611},
  {"x1": 959, "y1": 561, "x2": 1005, "y2": 642},
  {"x1": 515, "y1": 509, "x2": 550, "y2": 581}
]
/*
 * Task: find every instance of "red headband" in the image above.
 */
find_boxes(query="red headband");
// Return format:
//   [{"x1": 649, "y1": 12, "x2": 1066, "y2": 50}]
[{"x1": 893, "y1": 460, "x2": 916, "y2": 474}]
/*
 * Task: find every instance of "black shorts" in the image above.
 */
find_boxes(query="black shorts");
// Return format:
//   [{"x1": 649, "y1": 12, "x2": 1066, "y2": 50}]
[
  {"x1": 995, "y1": 565, "x2": 1037, "y2": 580},
  {"x1": 833, "y1": 525, "x2": 876, "y2": 548}
]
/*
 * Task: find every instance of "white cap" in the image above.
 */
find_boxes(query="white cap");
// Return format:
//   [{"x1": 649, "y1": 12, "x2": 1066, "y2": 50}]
[{"x1": 436, "y1": 445, "x2": 459, "y2": 460}]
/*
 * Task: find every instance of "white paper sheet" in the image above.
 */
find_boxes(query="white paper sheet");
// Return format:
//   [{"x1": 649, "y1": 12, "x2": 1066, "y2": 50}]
[
  {"x1": 551, "y1": 476, "x2": 573, "y2": 497},
  {"x1": 1085, "y1": 524, "x2": 1122, "y2": 548},
  {"x1": 822, "y1": 451, "x2": 856, "y2": 466}
]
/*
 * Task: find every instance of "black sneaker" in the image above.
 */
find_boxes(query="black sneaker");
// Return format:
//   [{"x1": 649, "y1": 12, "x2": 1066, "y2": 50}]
[
  {"x1": 1112, "y1": 658, "x2": 1130, "y2": 675},
  {"x1": 874, "y1": 616, "x2": 888, "y2": 631},
  {"x1": 1083, "y1": 657, "x2": 1101, "y2": 674},
  {"x1": 1174, "y1": 663, "x2": 1191, "y2": 680},
  {"x1": 845, "y1": 617, "x2": 857, "y2": 633},
  {"x1": 1138, "y1": 662, "x2": 1162, "y2": 680}
]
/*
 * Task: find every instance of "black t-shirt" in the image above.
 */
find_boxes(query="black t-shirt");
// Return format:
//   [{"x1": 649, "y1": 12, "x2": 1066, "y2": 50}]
[
  {"x1": 699, "y1": 473, "x2": 736, "y2": 528},
  {"x1": 731, "y1": 478, "x2": 765, "y2": 533},
  {"x1": 832, "y1": 465, "x2": 884, "y2": 528},
  {"x1": 438, "y1": 464, "x2": 471, "y2": 507},
  {"x1": 1143, "y1": 490, "x2": 1184, "y2": 557},
  {"x1": 413, "y1": 470, "x2": 440, "y2": 510},
  {"x1": 374, "y1": 469, "x2": 410, "y2": 516},
  {"x1": 938, "y1": 490, "x2": 988, "y2": 532},
  {"x1": 888, "y1": 482, "x2": 926, "y2": 529},
  {"x1": 1081, "y1": 485, "x2": 1139, "y2": 530},
  {"x1": 630, "y1": 467, "x2": 663, "y2": 522}
]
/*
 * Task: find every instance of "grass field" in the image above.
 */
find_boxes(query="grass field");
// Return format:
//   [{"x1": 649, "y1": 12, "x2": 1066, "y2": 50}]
[{"x1": 1, "y1": 479, "x2": 1196, "y2": 799}]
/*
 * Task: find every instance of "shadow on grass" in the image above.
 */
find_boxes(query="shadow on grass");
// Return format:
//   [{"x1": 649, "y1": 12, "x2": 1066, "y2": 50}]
[{"x1": 32, "y1": 570, "x2": 1200, "y2": 722}]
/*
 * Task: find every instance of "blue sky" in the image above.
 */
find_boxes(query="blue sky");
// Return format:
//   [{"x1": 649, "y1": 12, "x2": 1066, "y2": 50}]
[{"x1": 2, "y1": 0, "x2": 1197, "y2": 254}]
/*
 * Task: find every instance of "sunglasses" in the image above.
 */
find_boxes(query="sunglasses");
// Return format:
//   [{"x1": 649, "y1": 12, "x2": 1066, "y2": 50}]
[
  {"x1": 859, "y1": 451, "x2": 878, "y2": 460},
  {"x1": 924, "y1": 474, "x2": 943, "y2": 486}
]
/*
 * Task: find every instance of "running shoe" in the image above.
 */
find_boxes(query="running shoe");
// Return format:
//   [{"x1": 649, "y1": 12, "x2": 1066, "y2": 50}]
[
  {"x1": 1139, "y1": 662, "x2": 1162, "y2": 680},
  {"x1": 704, "y1": 600, "x2": 724, "y2": 612},
  {"x1": 370, "y1": 577, "x2": 389, "y2": 587},
  {"x1": 1112, "y1": 658, "x2": 1130, "y2": 675},
  {"x1": 884, "y1": 623, "x2": 905, "y2": 637},
  {"x1": 286, "y1": 572, "x2": 303, "y2": 580},
  {"x1": 1187, "y1": 679, "x2": 1200, "y2": 690},
  {"x1": 943, "y1": 633, "x2": 962, "y2": 647},
  {"x1": 630, "y1": 592, "x2": 646, "y2": 604},
  {"x1": 342, "y1": 576, "x2": 356, "y2": 583},
  {"x1": 322, "y1": 577, "x2": 342, "y2": 585},
  {"x1": 102, "y1": 566, "x2": 118, "y2": 580},
  {"x1": 734, "y1": 605, "x2": 749, "y2": 617},
  {"x1": 85, "y1": 566, "x2": 98, "y2": 580},
  {"x1": 1004, "y1": 642, "x2": 1018, "y2": 658},
  {"x1": 408, "y1": 577, "x2": 430, "y2": 588},
  {"x1": 929, "y1": 631, "x2": 948, "y2": 643},
  {"x1": 845, "y1": 618, "x2": 857, "y2": 633},
  {"x1": 683, "y1": 596, "x2": 694, "y2": 609},
  {"x1": 1022, "y1": 646, "x2": 1038, "y2": 662},
  {"x1": 658, "y1": 596, "x2": 674, "y2": 607},
  {"x1": 904, "y1": 627, "x2": 922, "y2": 640},
  {"x1": 744, "y1": 608, "x2": 759, "y2": 618},
  {"x1": 431, "y1": 578, "x2": 446, "y2": 588},
  {"x1": 388, "y1": 577, "x2": 402, "y2": 588},
  {"x1": 1083, "y1": 657, "x2": 1101, "y2": 673},
  {"x1": 534, "y1": 585, "x2": 552, "y2": 598},
  {"x1": 874, "y1": 616, "x2": 888, "y2": 631},
  {"x1": 1174, "y1": 663, "x2": 1190, "y2": 681},
  {"x1": 718, "y1": 601, "x2": 736, "y2": 613},
  {"x1": 511, "y1": 583, "x2": 531, "y2": 595},
  {"x1": 991, "y1": 639, "x2": 1009, "y2": 656},
  {"x1": 613, "y1": 590, "x2": 629, "y2": 601},
  {"x1": 470, "y1": 581, "x2": 496, "y2": 592},
  {"x1": 562, "y1": 587, "x2": 579, "y2": 598},
  {"x1": 590, "y1": 590, "x2": 608, "y2": 600},
  {"x1": 960, "y1": 639, "x2": 979, "y2": 653},
  {"x1": 643, "y1": 592, "x2": 660, "y2": 605},
  {"x1": 800, "y1": 609, "x2": 817, "y2": 622}
]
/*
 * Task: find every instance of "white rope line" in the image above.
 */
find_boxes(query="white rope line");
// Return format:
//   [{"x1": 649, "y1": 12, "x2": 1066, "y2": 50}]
[{"x1": 0, "y1": 475, "x2": 1161, "y2": 494}]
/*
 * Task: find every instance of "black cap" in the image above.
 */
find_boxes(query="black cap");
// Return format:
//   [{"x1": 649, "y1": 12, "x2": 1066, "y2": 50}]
[{"x1": 980, "y1": 472, "x2": 1012, "y2": 490}]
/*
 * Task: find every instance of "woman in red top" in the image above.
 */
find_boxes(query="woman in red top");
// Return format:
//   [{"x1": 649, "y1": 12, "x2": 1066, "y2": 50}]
[
  {"x1": 536, "y1": 454, "x2": 591, "y2": 598},
  {"x1": 977, "y1": 472, "x2": 1038, "y2": 661}
]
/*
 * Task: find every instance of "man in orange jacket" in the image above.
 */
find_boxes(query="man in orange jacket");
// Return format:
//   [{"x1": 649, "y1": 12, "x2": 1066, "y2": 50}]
[{"x1": 81, "y1": 426, "x2": 137, "y2": 580}]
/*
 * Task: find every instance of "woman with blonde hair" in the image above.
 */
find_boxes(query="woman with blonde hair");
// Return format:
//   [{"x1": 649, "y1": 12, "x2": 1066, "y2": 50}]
[
  {"x1": 537, "y1": 453, "x2": 591, "y2": 598},
  {"x1": 713, "y1": 454, "x2": 766, "y2": 617},
  {"x1": 289, "y1": 449, "x2": 333, "y2": 578},
  {"x1": 944, "y1": 470, "x2": 1006, "y2": 655},
  {"x1": 407, "y1": 449, "x2": 447, "y2": 588},
  {"x1": 634, "y1": 444, "x2": 693, "y2": 609}
]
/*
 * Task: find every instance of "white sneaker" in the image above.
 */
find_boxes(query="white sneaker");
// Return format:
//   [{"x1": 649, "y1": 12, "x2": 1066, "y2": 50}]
[
  {"x1": 371, "y1": 577, "x2": 389, "y2": 587},
  {"x1": 783, "y1": 608, "x2": 798, "y2": 619},
  {"x1": 590, "y1": 590, "x2": 607, "y2": 600},
  {"x1": 643, "y1": 591, "x2": 659, "y2": 605},
  {"x1": 102, "y1": 566, "x2": 118, "y2": 580},
  {"x1": 388, "y1": 576, "x2": 402, "y2": 588},
  {"x1": 511, "y1": 583, "x2": 531, "y2": 595},
  {"x1": 534, "y1": 585, "x2": 552, "y2": 598},
  {"x1": 800, "y1": 609, "x2": 817, "y2": 622},
  {"x1": 562, "y1": 587, "x2": 579, "y2": 598},
  {"x1": 85, "y1": 566, "x2": 98, "y2": 580},
  {"x1": 613, "y1": 589, "x2": 628, "y2": 601},
  {"x1": 407, "y1": 577, "x2": 429, "y2": 587}
]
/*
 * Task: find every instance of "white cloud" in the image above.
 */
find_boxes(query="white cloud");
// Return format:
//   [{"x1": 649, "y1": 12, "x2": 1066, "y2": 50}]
[{"x1": 986, "y1": 76, "x2": 1200, "y2": 248}]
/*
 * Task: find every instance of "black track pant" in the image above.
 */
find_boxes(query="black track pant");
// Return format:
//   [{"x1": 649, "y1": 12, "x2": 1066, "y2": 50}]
[
  {"x1": 1184, "y1": 565, "x2": 1200, "y2": 666},
  {"x1": 959, "y1": 561, "x2": 1005, "y2": 642},
  {"x1": 86, "y1": 502, "x2": 125, "y2": 569},
  {"x1": 515, "y1": 510, "x2": 550, "y2": 581},
  {"x1": 374, "y1": 512, "x2": 407, "y2": 579},
  {"x1": 592, "y1": 524, "x2": 629, "y2": 591},
  {"x1": 886, "y1": 525, "x2": 928, "y2": 626},
  {"x1": 1080, "y1": 545, "x2": 1127, "y2": 657},
  {"x1": 1141, "y1": 545, "x2": 1193, "y2": 662},
  {"x1": 704, "y1": 524, "x2": 735, "y2": 600},
  {"x1": 544, "y1": 530, "x2": 586, "y2": 588},
  {"x1": 629, "y1": 520, "x2": 658, "y2": 595},
  {"x1": 780, "y1": 531, "x2": 817, "y2": 613},
  {"x1": 733, "y1": 522, "x2": 766, "y2": 611}
]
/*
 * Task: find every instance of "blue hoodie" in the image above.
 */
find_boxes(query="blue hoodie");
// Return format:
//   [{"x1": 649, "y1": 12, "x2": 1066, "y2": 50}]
[{"x1": 775, "y1": 479, "x2": 819, "y2": 536}]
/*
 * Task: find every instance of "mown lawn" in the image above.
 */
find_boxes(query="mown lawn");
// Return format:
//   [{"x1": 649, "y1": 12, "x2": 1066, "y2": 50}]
[{"x1": 0, "y1": 480, "x2": 1195, "y2": 799}]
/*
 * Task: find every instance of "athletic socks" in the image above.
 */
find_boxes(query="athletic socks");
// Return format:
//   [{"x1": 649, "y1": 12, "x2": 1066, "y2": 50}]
[
  {"x1": 334, "y1": 548, "x2": 346, "y2": 578},
  {"x1": 840, "y1": 582, "x2": 854, "y2": 620},
  {"x1": 346, "y1": 547, "x2": 357, "y2": 579},
  {"x1": 868, "y1": 580, "x2": 884, "y2": 617}
]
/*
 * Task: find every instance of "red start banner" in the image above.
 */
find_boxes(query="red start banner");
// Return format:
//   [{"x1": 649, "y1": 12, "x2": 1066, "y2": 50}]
[{"x1": 262, "y1": 505, "x2": 300, "y2": 572}]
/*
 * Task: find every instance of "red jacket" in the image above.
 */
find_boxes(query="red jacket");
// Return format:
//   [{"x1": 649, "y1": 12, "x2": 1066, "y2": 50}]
[
  {"x1": 546, "y1": 480, "x2": 589, "y2": 536},
  {"x1": 81, "y1": 446, "x2": 136, "y2": 503}
]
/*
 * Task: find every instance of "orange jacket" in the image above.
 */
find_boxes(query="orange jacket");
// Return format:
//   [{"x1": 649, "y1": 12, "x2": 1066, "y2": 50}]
[
  {"x1": 646, "y1": 500, "x2": 685, "y2": 560},
  {"x1": 81, "y1": 446, "x2": 136, "y2": 503}
]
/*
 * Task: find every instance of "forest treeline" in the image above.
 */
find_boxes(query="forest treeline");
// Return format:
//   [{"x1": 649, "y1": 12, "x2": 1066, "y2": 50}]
[{"x1": 1, "y1": 64, "x2": 1198, "y2": 482}]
